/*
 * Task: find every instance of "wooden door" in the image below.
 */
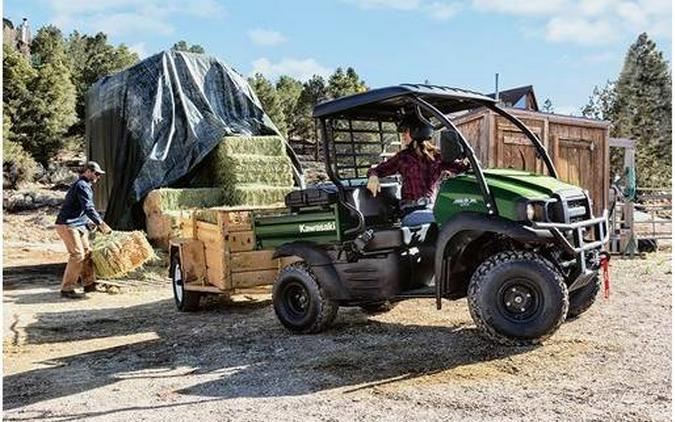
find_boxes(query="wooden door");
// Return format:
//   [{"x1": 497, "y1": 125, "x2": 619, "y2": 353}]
[
  {"x1": 557, "y1": 137, "x2": 594, "y2": 192},
  {"x1": 496, "y1": 118, "x2": 545, "y2": 173}
]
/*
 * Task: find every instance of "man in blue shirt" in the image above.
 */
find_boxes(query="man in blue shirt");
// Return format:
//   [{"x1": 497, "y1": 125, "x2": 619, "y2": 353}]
[{"x1": 55, "y1": 161, "x2": 112, "y2": 299}]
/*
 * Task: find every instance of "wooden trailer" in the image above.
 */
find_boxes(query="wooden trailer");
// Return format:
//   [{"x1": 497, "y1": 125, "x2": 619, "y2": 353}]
[
  {"x1": 453, "y1": 107, "x2": 611, "y2": 216},
  {"x1": 169, "y1": 205, "x2": 299, "y2": 296}
]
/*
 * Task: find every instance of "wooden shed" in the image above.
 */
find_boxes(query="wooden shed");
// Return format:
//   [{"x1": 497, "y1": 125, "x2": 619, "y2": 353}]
[{"x1": 452, "y1": 107, "x2": 611, "y2": 216}]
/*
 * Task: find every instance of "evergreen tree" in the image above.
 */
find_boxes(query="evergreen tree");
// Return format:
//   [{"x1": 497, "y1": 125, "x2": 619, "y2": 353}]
[
  {"x1": 3, "y1": 43, "x2": 37, "y2": 147},
  {"x1": 30, "y1": 25, "x2": 67, "y2": 66},
  {"x1": 23, "y1": 26, "x2": 77, "y2": 164},
  {"x1": 327, "y1": 66, "x2": 367, "y2": 99},
  {"x1": 66, "y1": 31, "x2": 139, "y2": 140},
  {"x1": 276, "y1": 75, "x2": 303, "y2": 139},
  {"x1": 172, "y1": 40, "x2": 205, "y2": 54},
  {"x1": 294, "y1": 75, "x2": 328, "y2": 142},
  {"x1": 581, "y1": 81, "x2": 615, "y2": 120},
  {"x1": 248, "y1": 73, "x2": 286, "y2": 135},
  {"x1": 613, "y1": 33, "x2": 671, "y2": 187}
]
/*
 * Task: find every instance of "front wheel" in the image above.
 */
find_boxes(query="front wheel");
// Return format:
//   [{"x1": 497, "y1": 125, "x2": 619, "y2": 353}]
[
  {"x1": 171, "y1": 253, "x2": 201, "y2": 312},
  {"x1": 272, "y1": 263, "x2": 338, "y2": 334},
  {"x1": 567, "y1": 274, "x2": 600, "y2": 319},
  {"x1": 468, "y1": 250, "x2": 569, "y2": 346}
]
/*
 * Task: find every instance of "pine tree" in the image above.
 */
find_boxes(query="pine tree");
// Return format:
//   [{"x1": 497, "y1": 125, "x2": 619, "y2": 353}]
[
  {"x1": 276, "y1": 75, "x2": 303, "y2": 139},
  {"x1": 295, "y1": 75, "x2": 328, "y2": 142},
  {"x1": 24, "y1": 26, "x2": 77, "y2": 164},
  {"x1": 248, "y1": 73, "x2": 286, "y2": 135},
  {"x1": 3, "y1": 43, "x2": 37, "y2": 147},
  {"x1": 613, "y1": 33, "x2": 671, "y2": 187},
  {"x1": 327, "y1": 67, "x2": 367, "y2": 99},
  {"x1": 582, "y1": 34, "x2": 671, "y2": 187},
  {"x1": 66, "y1": 31, "x2": 139, "y2": 141}
]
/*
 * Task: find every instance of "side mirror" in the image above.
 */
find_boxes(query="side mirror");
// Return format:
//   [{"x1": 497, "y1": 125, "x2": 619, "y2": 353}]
[{"x1": 440, "y1": 130, "x2": 465, "y2": 164}]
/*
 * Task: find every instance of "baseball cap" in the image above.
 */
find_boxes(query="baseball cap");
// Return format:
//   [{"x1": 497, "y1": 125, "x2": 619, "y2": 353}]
[{"x1": 85, "y1": 161, "x2": 106, "y2": 175}]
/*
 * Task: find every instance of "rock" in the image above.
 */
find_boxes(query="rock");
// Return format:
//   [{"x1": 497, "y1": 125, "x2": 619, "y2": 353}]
[{"x1": 3, "y1": 189, "x2": 66, "y2": 212}]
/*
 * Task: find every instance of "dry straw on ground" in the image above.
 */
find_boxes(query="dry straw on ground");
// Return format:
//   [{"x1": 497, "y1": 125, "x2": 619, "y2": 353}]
[{"x1": 92, "y1": 231, "x2": 155, "y2": 278}]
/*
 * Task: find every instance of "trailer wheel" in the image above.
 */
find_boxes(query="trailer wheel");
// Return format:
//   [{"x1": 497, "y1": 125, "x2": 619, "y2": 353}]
[
  {"x1": 567, "y1": 274, "x2": 600, "y2": 319},
  {"x1": 273, "y1": 263, "x2": 338, "y2": 334},
  {"x1": 171, "y1": 253, "x2": 201, "y2": 312},
  {"x1": 468, "y1": 250, "x2": 568, "y2": 346}
]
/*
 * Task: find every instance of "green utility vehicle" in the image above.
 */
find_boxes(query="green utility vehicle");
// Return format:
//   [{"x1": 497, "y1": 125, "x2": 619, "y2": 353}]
[
  {"x1": 172, "y1": 84, "x2": 609, "y2": 346},
  {"x1": 262, "y1": 84, "x2": 608, "y2": 345}
]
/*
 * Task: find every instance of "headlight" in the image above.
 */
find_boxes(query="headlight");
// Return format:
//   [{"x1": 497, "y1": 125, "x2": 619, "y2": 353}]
[
  {"x1": 525, "y1": 201, "x2": 547, "y2": 221},
  {"x1": 526, "y1": 203, "x2": 535, "y2": 220}
]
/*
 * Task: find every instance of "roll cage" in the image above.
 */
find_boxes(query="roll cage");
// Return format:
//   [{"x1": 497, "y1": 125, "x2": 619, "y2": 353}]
[{"x1": 312, "y1": 83, "x2": 559, "y2": 234}]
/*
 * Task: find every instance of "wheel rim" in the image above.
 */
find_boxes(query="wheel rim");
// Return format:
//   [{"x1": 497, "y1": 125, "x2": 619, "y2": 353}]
[
  {"x1": 282, "y1": 281, "x2": 310, "y2": 320},
  {"x1": 173, "y1": 262, "x2": 184, "y2": 304},
  {"x1": 497, "y1": 278, "x2": 542, "y2": 322}
]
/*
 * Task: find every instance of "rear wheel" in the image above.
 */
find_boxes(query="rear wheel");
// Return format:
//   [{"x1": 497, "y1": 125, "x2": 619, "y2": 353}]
[
  {"x1": 172, "y1": 253, "x2": 201, "y2": 312},
  {"x1": 468, "y1": 250, "x2": 568, "y2": 346},
  {"x1": 273, "y1": 263, "x2": 338, "y2": 334},
  {"x1": 567, "y1": 274, "x2": 600, "y2": 319}
]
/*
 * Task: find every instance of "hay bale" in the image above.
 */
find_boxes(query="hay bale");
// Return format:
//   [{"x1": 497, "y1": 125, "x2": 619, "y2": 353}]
[
  {"x1": 221, "y1": 135, "x2": 285, "y2": 156},
  {"x1": 224, "y1": 184, "x2": 295, "y2": 207},
  {"x1": 143, "y1": 188, "x2": 225, "y2": 215},
  {"x1": 92, "y1": 231, "x2": 155, "y2": 279}
]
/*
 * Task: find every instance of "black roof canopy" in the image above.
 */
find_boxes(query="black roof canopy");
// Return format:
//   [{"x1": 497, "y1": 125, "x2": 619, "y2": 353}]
[{"x1": 313, "y1": 84, "x2": 496, "y2": 120}]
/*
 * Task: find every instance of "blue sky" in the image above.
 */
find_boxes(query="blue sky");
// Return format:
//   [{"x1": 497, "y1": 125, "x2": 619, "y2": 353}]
[{"x1": 4, "y1": 0, "x2": 672, "y2": 115}]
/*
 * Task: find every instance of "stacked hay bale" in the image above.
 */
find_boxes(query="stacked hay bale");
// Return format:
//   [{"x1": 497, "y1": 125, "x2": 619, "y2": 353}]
[
  {"x1": 92, "y1": 231, "x2": 155, "y2": 279},
  {"x1": 143, "y1": 136, "x2": 295, "y2": 248},
  {"x1": 198, "y1": 135, "x2": 296, "y2": 206}
]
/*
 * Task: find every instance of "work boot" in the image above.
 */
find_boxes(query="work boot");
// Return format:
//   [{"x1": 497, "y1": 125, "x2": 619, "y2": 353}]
[
  {"x1": 61, "y1": 290, "x2": 86, "y2": 299},
  {"x1": 83, "y1": 283, "x2": 98, "y2": 293}
]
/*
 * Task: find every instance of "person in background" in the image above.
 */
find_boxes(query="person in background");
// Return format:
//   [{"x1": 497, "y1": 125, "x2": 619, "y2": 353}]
[
  {"x1": 366, "y1": 115, "x2": 468, "y2": 226},
  {"x1": 55, "y1": 161, "x2": 112, "y2": 299}
]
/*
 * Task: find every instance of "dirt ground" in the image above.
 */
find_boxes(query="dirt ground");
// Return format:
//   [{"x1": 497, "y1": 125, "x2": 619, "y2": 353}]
[{"x1": 2, "y1": 210, "x2": 672, "y2": 422}]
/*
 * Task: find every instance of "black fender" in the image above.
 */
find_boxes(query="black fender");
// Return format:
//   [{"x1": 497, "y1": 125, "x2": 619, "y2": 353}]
[
  {"x1": 272, "y1": 242, "x2": 350, "y2": 301},
  {"x1": 435, "y1": 212, "x2": 555, "y2": 305}
]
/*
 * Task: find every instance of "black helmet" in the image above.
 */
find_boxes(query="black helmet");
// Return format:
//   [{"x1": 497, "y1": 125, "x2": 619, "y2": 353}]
[{"x1": 397, "y1": 114, "x2": 434, "y2": 141}]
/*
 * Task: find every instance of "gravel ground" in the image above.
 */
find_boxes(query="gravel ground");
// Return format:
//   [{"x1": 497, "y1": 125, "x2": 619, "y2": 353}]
[{"x1": 3, "y1": 245, "x2": 672, "y2": 422}]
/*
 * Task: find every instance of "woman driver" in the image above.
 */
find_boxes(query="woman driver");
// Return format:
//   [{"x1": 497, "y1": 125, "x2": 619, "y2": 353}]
[{"x1": 366, "y1": 115, "x2": 468, "y2": 226}]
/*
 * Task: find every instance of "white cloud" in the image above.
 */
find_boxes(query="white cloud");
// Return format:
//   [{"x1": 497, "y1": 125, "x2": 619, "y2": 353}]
[
  {"x1": 42, "y1": 0, "x2": 226, "y2": 37},
  {"x1": 425, "y1": 2, "x2": 462, "y2": 19},
  {"x1": 247, "y1": 28, "x2": 287, "y2": 46},
  {"x1": 251, "y1": 57, "x2": 332, "y2": 82},
  {"x1": 129, "y1": 42, "x2": 147, "y2": 58},
  {"x1": 470, "y1": 0, "x2": 671, "y2": 45},
  {"x1": 344, "y1": 0, "x2": 423, "y2": 10},
  {"x1": 343, "y1": 0, "x2": 460, "y2": 19},
  {"x1": 545, "y1": 16, "x2": 618, "y2": 45},
  {"x1": 471, "y1": 0, "x2": 567, "y2": 16}
]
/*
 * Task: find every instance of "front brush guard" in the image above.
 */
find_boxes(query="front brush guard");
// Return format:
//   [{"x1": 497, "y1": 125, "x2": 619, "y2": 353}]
[{"x1": 532, "y1": 210, "x2": 609, "y2": 286}]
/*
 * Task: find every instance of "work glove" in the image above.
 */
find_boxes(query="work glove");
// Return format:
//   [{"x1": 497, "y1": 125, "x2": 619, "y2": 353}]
[
  {"x1": 367, "y1": 175, "x2": 381, "y2": 197},
  {"x1": 98, "y1": 222, "x2": 112, "y2": 235}
]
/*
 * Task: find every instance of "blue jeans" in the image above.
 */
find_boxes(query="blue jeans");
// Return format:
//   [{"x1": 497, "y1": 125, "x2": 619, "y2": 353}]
[{"x1": 401, "y1": 208, "x2": 435, "y2": 226}]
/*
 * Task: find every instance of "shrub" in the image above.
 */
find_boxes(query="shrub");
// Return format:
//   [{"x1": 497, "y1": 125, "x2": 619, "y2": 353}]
[{"x1": 3, "y1": 140, "x2": 38, "y2": 189}]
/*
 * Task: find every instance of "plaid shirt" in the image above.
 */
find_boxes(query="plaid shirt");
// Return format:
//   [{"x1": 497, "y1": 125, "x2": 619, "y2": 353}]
[{"x1": 367, "y1": 149, "x2": 468, "y2": 202}]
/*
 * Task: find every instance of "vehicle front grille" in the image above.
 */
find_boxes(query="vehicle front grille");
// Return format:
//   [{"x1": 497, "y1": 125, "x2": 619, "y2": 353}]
[{"x1": 547, "y1": 191, "x2": 591, "y2": 224}]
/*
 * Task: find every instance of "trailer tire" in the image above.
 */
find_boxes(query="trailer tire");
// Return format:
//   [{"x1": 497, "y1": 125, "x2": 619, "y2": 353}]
[
  {"x1": 273, "y1": 263, "x2": 338, "y2": 334},
  {"x1": 567, "y1": 274, "x2": 600, "y2": 319},
  {"x1": 171, "y1": 253, "x2": 201, "y2": 312},
  {"x1": 468, "y1": 250, "x2": 568, "y2": 346}
]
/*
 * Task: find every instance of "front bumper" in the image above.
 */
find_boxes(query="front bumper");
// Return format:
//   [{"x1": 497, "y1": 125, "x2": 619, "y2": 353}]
[{"x1": 532, "y1": 209, "x2": 609, "y2": 275}]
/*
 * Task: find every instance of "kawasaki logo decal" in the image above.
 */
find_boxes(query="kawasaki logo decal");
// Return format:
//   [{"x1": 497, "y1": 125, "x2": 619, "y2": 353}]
[
  {"x1": 453, "y1": 197, "x2": 478, "y2": 207},
  {"x1": 299, "y1": 222, "x2": 336, "y2": 233}
]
